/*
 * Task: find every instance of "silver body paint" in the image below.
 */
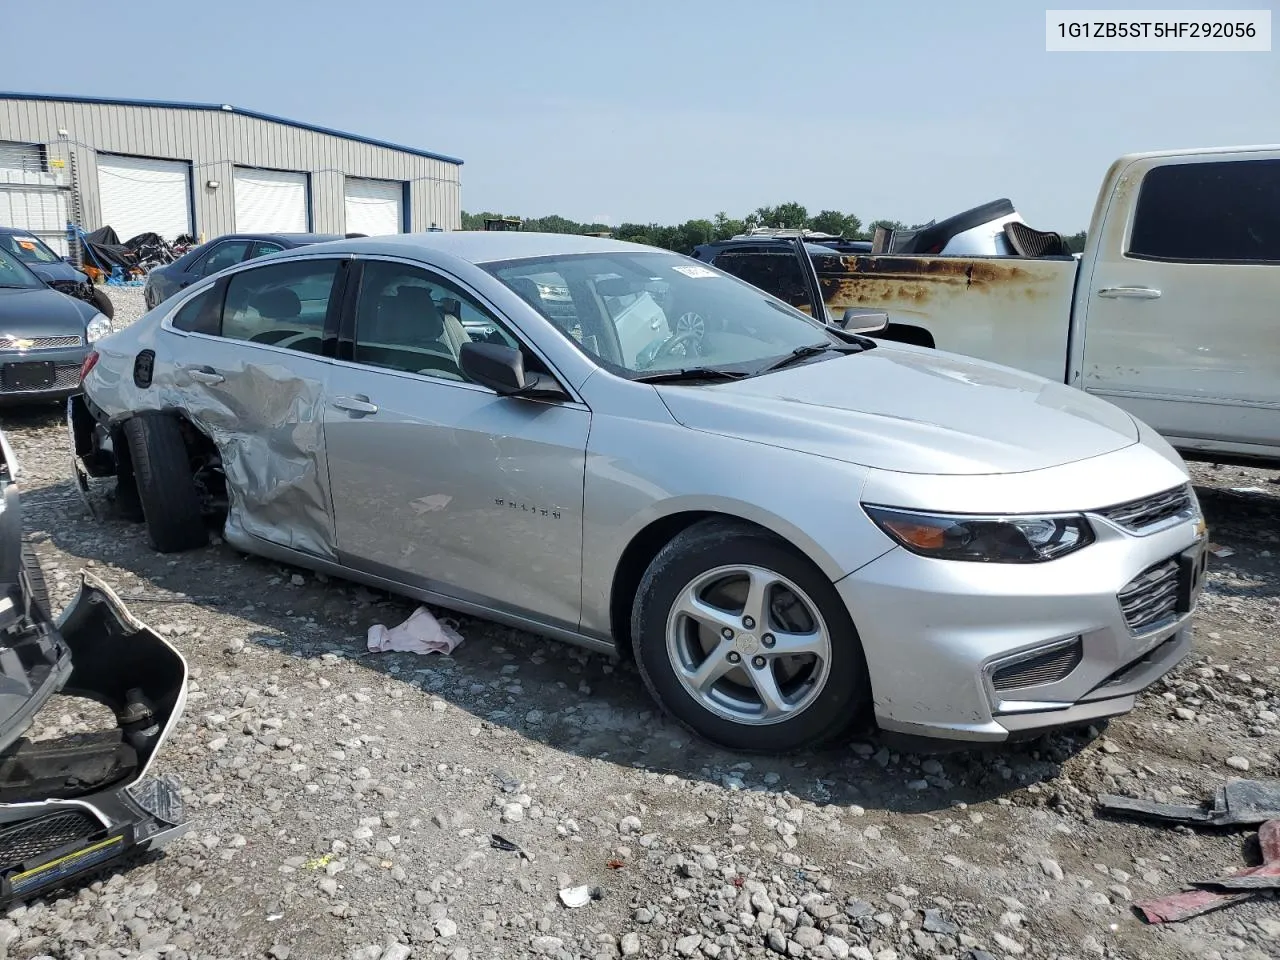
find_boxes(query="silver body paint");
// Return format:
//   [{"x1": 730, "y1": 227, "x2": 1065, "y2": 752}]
[{"x1": 76, "y1": 233, "x2": 1205, "y2": 742}]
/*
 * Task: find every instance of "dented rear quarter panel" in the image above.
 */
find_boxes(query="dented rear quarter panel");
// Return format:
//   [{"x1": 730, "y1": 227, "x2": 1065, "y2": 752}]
[
  {"x1": 82, "y1": 301, "x2": 339, "y2": 561},
  {"x1": 812, "y1": 252, "x2": 1080, "y2": 382}
]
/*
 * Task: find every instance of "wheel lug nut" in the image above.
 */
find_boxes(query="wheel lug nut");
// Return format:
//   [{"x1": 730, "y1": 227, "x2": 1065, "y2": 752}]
[
  {"x1": 727, "y1": 652, "x2": 741, "y2": 664},
  {"x1": 762, "y1": 634, "x2": 775, "y2": 648},
  {"x1": 752, "y1": 656, "x2": 767, "y2": 669},
  {"x1": 721, "y1": 628, "x2": 734, "y2": 640},
  {"x1": 743, "y1": 616, "x2": 756, "y2": 630}
]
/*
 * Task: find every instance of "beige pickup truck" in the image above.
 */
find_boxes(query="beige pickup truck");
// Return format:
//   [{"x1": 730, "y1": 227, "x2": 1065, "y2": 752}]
[{"x1": 693, "y1": 145, "x2": 1280, "y2": 467}]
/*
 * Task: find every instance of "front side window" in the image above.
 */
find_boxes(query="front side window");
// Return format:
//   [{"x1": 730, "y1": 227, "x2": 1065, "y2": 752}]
[
  {"x1": 1, "y1": 234, "x2": 61, "y2": 265},
  {"x1": 351, "y1": 260, "x2": 516, "y2": 382},
  {"x1": 218, "y1": 259, "x2": 339, "y2": 355},
  {"x1": 1128, "y1": 158, "x2": 1280, "y2": 263},
  {"x1": 485, "y1": 251, "x2": 833, "y2": 376},
  {"x1": 198, "y1": 240, "x2": 252, "y2": 277}
]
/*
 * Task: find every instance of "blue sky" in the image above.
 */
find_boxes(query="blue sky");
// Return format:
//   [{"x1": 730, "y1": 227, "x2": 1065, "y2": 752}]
[{"x1": 4, "y1": 0, "x2": 1275, "y2": 231}]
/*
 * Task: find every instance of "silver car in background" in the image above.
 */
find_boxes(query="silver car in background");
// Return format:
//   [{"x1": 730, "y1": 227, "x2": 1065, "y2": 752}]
[{"x1": 68, "y1": 233, "x2": 1208, "y2": 753}]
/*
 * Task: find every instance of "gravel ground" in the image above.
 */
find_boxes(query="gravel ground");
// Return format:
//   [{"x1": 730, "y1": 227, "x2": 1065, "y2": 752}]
[{"x1": 0, "y1": 284, "x2": 1275, "y2": 960}]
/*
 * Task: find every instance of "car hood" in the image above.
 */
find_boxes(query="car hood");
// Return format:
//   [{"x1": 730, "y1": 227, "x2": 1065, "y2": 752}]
[
  {"x1": 655, "y1": 344, "x2": 1140, "y2": 476},
  {"x1": 0, "y1": 286, "x2": 94, "y2": 337},
  {"x1": 25, "y1": 261, "x2": 85, "y2": 284}
]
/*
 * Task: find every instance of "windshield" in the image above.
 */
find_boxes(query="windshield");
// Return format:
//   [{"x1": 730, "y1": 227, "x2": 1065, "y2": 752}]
[
  {"x1": 484, "y1": 251, "x2": 833, "y2": 377},
  {"x1": 0, "y1": 249, "x2": 44, "y2": 289},
  {"x1": 0, "y1": 233, "x2": 61, "y2": 265}
]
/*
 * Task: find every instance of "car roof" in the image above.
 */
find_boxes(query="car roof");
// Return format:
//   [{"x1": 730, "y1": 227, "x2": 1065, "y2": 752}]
[
  {"x1": 211, "y1": 232, "x2": 345, "y2": 245},
  {"x1": 0, "y1": 226, "x2": 46, "y2": 238},
  {"x1": 695, "y1": 238, "x2": 845, "y2": 256},
  {"x1": 298, "y1": 231, "x2": 679, "y2": 265}
]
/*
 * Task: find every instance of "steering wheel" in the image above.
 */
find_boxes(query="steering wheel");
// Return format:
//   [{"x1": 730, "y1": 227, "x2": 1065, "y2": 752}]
[{"x1": 647, "y1": 331, "x2": 702, "y2": 367}]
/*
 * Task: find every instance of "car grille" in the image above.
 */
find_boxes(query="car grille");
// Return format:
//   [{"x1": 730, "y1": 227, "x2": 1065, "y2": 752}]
[
  {"x1": 0, "y1": 363, "x2": 82, "y2": 394},
  {"x1": 1096, "y1": 484, "x2": 1193, "y2": 532},
  {"x1": 0, "y1": 335, "x2": 82, "y2": 350},
  {"x1": 1118, "y1": 557, "x2": 1181, "y2": 631},
  {"x1": 0, "y1": 811, "x2": 98, "y2": 868},
  {"x1": 991, "y1": 639, "x2": 1083, "y2": 691}
]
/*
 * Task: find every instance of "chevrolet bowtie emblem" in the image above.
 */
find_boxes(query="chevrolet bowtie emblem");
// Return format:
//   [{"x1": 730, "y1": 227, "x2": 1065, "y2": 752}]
[{"x1": 13, "y1": 339, "x2": 33, "y2": 351}]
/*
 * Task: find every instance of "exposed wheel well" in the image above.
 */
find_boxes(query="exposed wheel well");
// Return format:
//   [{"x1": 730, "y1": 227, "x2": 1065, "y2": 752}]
[
  {"x1": 879, "y1": 323, "x2": 935, "y2": 348},
  {"x1": 114, "y1": 411, "x2": 225, "y2": 515},
  {"x1": 608, "y1": 511, "x2": 788, "y2": 662}
]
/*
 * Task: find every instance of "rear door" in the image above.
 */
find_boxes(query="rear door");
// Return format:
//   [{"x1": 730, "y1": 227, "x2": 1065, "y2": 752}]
[
  {"x1": 1076, "y1": 152, "x2": 1280, "y2": 449},
  {"x1": 160, "y1": 254, "x2": 348, "y2": 558}
]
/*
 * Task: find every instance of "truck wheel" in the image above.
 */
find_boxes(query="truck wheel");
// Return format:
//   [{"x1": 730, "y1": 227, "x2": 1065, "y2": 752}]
[
  {"x1": 21, "y1": 543, "x2": 52, "y2": 619},
  {"x1": 123, "y1": 414, "x2": 208, "y2": 553},
  {"x1": 90, "y1": 286, "x2": 115, "y2": 320},
  {"x1": 631, "y1": 519, "x2": 872, "y2": 753}
]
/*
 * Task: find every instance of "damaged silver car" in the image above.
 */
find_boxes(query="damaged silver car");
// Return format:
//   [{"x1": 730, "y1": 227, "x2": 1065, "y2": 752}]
[
  {"x1": 0, "y1": 429, "x2": 187, "y2": 904},
  {"x1": 68, "y1": 233, "x2": 1207, "y2": 753}
]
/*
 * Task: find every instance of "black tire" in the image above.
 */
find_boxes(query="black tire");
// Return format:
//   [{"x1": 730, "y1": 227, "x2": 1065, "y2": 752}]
[
  {"x1": 123, "y1": 414, "x2": 208, "y2": 553},
  {"x1": 631, "y1": 519, "x2": 872, "y2": 754},
  {"x1": 90, "y1": 286, "x2": 114, "y2": 320},
  {"x1": 21, "y1": 543, "x2": 52, "y2": 619}
]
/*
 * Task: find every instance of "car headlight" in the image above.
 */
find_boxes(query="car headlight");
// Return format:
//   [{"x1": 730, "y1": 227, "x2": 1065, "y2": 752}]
[
  {"x1": 863, "y1": 505, "x2": 1094, "y2": 563},
  {"x1": 85, "y1": 312, "x2": 112, "y2": 343}
]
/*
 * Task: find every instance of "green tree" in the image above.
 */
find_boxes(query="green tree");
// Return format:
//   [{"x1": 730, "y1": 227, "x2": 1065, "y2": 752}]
[
  {"x1": 753, "y1": 203, "x2": 809, "y2": 230},
  {"x1": 712, "y1": 212, "x2": 745, "y2": 240},
  {"x1": 807, "y1": 210, "x2": 863, "y2": 237},
  {"x1": 1065, "y1": 230, "x2": 1087, "y2": 253}
]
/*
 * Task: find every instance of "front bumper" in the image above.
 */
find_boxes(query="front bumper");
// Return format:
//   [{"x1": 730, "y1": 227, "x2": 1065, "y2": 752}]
[
  {"x1": 0, "y1": 344, "x2": 89, "y2": 403},
  {"x1": 837, "y1": 507, "x2": 1206, "y2": 742}
]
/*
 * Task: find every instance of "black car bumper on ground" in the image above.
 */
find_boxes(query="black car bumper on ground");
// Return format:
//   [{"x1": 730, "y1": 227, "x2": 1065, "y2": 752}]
[{"x1": 0, "y1": 341, "x2": 89, "y2": 403}]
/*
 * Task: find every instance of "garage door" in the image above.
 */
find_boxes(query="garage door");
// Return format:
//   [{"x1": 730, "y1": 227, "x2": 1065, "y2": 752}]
[
  {"x1": 96, "y1": 154, "x2": 192, "y2": 242},
  {"x1": 0, "y1": 141, "x2": 71, "y2": 255},
  {"x1": 344, "y1": 177, "x2": 404, "y2": 236},
  {"x1": 234, "y1": 168, "x2": 309, "y2": 233}
]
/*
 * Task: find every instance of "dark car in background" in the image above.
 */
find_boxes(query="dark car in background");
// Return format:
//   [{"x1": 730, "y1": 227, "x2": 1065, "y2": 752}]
[
  {"x1": 142, "y1": 232, "x2": 348, "y2": 309},
  {"x1": 0, "y1": 227, "x2": 115, "y2": 319},
  {"x1": 0, "y1": 247, "x2": 110, "y2": 403}
]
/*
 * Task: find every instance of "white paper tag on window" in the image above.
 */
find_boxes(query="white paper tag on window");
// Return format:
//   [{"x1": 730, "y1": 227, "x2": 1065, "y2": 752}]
[{"x1": 671, "y1": 265, "x2": 718, "y2": 279}]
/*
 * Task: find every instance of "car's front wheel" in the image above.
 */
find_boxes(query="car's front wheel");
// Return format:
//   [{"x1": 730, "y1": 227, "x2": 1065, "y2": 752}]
[{"x1": 631, "y1": 519, "x2": 871, "y2": 753}]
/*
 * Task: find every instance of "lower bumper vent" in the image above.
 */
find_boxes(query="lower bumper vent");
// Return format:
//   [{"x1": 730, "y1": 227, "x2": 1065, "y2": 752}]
[{"x1": 992, "y1": 640, "x2": 1084, "y2": 691}]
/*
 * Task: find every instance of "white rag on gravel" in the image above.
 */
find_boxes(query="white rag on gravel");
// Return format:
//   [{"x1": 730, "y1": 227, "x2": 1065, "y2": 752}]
[{"x1": 367, "y1": 606, "x2": 464, "y2": 655}]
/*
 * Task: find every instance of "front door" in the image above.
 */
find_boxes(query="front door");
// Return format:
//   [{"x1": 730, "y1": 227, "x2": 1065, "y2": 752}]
[
  {"x1": 1078, "y1": 154, "x2": 1280, "y2": 449},
  {"x1": 322, "y1": 257, "x2": 591, "y2": 630},
  {"x1": 160, "y1": 254, "x2": 347, "y2": 558}
]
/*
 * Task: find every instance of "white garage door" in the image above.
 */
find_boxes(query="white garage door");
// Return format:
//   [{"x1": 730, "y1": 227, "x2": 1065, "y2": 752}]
[
  {"x1": 234, "y1": 168, "x2": 309, "y2": 233},
  {"x1": 344, "y1": 177, "x2": 404, "y2": 236},
  {"x1": 96, "y1": 154, "x2": 192, "y2": 242}
]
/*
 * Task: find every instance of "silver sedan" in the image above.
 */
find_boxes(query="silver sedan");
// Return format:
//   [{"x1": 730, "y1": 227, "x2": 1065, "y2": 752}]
[{"x1": 68, "y1": 233, "x2": 1209, "y2": 752}]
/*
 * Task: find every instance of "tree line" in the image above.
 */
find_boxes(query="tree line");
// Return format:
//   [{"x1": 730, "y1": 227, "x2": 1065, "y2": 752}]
[{"x1": 461, "y1": 203, "x2": 1086, "y2": 255}]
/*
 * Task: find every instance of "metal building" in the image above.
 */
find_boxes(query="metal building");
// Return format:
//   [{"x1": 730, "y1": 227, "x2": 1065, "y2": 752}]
[{"x1": 0, "y1": 92, "x2": 463, "y2": 256}]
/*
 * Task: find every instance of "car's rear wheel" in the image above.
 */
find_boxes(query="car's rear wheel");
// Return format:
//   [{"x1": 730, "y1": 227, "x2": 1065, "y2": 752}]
[
  {"x1": 631, "y1": 519, "x2": 871, "y2": 753},
  {"x1": 123, "y1": 414, "x2": 208, "y2": 554}
]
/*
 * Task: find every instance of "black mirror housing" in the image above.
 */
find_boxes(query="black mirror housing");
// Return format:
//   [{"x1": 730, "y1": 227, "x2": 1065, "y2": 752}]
[{"x1": 460, "y1": 341, "x2": 529, "y2": 394}]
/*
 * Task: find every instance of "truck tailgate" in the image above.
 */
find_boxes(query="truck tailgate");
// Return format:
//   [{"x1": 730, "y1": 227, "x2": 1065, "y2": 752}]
[{"x1": 814, "y1": 254, "x2": 1080, "y2": 382}]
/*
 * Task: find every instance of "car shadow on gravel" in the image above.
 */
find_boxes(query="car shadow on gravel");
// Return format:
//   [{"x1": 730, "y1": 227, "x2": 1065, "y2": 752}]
[{"x1": 30, "y1": 488, "x2": 1107, "y2": 821}]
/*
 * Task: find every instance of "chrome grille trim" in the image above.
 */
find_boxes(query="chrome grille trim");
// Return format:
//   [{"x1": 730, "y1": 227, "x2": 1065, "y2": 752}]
[
  {"x1": 1118, "y1": 558, "x2": 1181, "y2": 632},
  {"x1": 1095, "y1": 484, "x2": 1194, "y2": 534},
  {"x1": 0, "y1": 335, "x2": 83, "y2": 350}
]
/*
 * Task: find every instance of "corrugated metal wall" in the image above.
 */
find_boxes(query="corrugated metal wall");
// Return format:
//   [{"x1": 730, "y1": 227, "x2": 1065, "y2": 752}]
[{"x1": 0, "y1": 97, "x2": 462, "y2": 238}]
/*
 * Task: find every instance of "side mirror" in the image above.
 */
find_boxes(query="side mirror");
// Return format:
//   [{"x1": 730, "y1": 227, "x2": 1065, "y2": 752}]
[
  {"x1": 836, "y1": 308, "x2": 888, "y2": 335},
  {"x1": 459, "y1": 341, "x2": 566, "y2": 400}
]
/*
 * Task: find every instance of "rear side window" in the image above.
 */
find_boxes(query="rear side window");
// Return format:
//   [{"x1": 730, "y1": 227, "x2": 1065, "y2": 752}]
[
  {"x1": 248, "y1": 241, "x2": 285, "y2": 259},
  {"x1": 170, "y1": 285, "x2": 222, "y2": 335},
  {"x1": 1128, "y1": 159, "x2": 1280, "y2": 263},
  {"x1": 218, "y1": 259, "x2": 340, "y2": 355}
]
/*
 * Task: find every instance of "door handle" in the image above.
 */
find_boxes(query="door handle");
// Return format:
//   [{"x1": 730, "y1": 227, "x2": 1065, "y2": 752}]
[
  {"x1": 331, "y1": 395, "x2": 379, "y2": 415},
  {"x1": 186, "y1": 366, "x2": 225, "y2": 385},
  {"x1": 1097, "y1": 286, "x2": 1162, "y2": 300}
]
